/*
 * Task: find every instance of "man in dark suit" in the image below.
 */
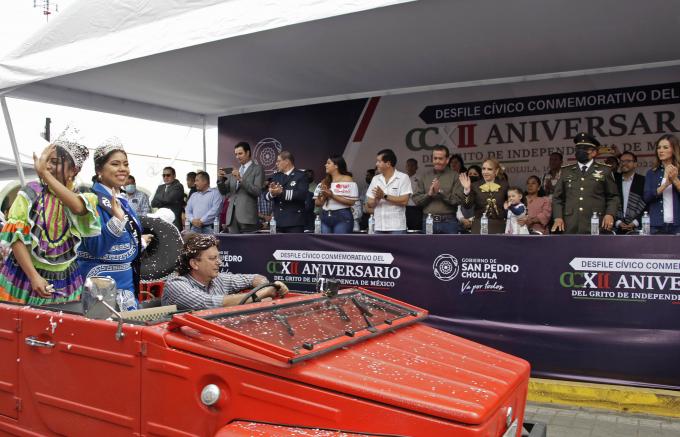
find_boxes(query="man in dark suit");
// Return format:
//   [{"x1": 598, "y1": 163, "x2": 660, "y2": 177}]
[
  {"x1": 151, "y1": 166, "x2": 185, "y2": 230},
  {"x1": 217, "y1": 142, "x2": 265, "y2": 233},
  {"x1": 267, "y1": 151, "x2": 309, "y2": 233},
  {"x1": 614, "y1": 151, "x2": 646, "y2": 234},
  {"x1": 552, "y1": 133, "x2": 620, "y2": 234}
]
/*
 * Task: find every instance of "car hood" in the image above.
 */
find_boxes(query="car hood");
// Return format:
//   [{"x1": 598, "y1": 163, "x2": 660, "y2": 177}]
[
  {"x1": 288, "y1": 324, "x2": 529, "y2": 424},
  {"x1": 165, "y1": 321, "x2": 529, "y2": 425}
]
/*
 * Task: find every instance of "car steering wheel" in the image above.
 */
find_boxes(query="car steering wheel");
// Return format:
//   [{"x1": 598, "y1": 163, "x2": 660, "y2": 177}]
[{"x1": 238, "y1": 282, "x2": 276, "y2": 305}]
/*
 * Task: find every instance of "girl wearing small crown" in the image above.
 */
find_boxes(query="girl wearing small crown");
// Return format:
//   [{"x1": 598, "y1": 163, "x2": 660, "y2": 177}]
[{"x1": 0, "y1": 127, "x2": 101, "y2": 305}]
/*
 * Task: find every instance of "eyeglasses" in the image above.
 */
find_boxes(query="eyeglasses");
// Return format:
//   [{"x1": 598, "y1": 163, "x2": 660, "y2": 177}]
[
  {"x1": 619, "y1": 159, "x2": 635, "y2": 164},
  {"x1": 162, "y1": 173, "x2": 172, "y2": 177}
]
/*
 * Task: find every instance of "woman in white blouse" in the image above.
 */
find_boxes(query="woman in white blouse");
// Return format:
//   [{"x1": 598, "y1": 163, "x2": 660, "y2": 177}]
[{"x1": 313, "y1": 155, "x2": 358, "y2": 233}]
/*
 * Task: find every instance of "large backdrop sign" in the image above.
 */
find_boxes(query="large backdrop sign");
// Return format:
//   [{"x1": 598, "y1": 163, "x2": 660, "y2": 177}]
[
  {"x1": 218, "y1": 66, "x2": 680, "y2": 187},
  {"x1": 217, "y1": 234, "x2": 680, "y2": 390}
]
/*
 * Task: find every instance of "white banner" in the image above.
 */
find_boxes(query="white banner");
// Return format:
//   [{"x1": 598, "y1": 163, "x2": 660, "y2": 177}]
[
  {"x1": 569, "y1": 257, "x2": 680, "y2": 273},
  {"x1": 273, "y1": 249, "x2": 394, "y2": 264}
]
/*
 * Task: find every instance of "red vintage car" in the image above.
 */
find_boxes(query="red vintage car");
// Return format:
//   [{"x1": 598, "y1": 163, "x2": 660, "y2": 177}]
[{"x1": 0, "y1": 287, "x2": 531, "y2": 436}]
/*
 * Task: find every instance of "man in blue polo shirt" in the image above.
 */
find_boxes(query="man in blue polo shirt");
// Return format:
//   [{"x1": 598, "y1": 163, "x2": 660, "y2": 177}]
[{"x1": 186, "y1": 171, "x2": 223, "y2": 234}]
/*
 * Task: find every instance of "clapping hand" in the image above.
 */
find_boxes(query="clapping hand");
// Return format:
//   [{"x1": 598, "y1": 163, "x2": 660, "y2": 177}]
[
  {"x1": 372, "y1": 186, "x2": 385, "y2": 200},
  {"x1": 428, "y1": 178, "x2": 440, "y2": 196},
  {"x1": 269, "y1": 181, "x2": 283, "y2": 197},
  {"x1": 320, "y1": 184, "x2": 332, "y2": 198},
  {"x1": 665, "y1": 164, "x2": 678, "y2": 182}
]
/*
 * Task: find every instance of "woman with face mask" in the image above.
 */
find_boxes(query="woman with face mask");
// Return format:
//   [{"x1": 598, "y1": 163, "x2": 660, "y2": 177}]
[
  {"x1": 123, "y1": 175, "x2": 150, "y2": 217},
  {"x1": 459, "y1": 159, "x2": 509, "y2": 234},
  {"x1": 0, "y1": 127, "x2": 101, "y2": 305}
]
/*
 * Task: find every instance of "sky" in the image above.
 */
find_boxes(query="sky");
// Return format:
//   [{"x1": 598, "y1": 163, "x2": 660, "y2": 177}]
[
  {"x1": 0, "y1": 0, "x2": 76, "y2": 57},
  {"x1": 0, "y1": 0, "x2": 217, "y2": 195}
]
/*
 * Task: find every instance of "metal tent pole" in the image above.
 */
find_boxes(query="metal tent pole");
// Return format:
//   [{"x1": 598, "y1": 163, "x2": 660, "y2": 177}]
[
  {"x1": 1, "y1": 96, "x2": 26, "y2": 186},
  {"x1": 202, "y1": 116, "x2": 207, "y2": 171}
]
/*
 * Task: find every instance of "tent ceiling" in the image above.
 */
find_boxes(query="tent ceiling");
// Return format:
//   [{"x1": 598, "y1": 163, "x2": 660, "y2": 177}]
[{"x1": 4, "y1": 0, "x2": 680, "y2": 121}]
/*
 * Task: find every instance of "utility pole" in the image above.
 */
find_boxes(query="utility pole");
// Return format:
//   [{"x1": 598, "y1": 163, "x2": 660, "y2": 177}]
[
  {"x1": 42, "y1": 117, "x2": 51, "y2": 142},
  {"x1": 33, "y1": 0, "x2": 59, "y2": 22}
]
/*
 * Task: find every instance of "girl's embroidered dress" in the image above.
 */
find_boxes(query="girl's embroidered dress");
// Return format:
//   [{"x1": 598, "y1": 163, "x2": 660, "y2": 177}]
[{"x1": 0, "y1": 181, "x2": 100, "y2": 305}]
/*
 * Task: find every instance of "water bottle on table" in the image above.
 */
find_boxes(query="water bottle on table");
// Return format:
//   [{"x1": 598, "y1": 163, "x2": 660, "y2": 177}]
[
  {"x1": 641, "y1": 211, "x2": 650, "y2": 235},
  {"x1": 590, "y1": 212, "x2": 599, "y2": 235},
  {"x1": 368, "y1": 214, "x2": 375, "y2": 234},
  {"x1": 480, "y1": 213, "x2": 488, "y2": 235},
  {"x1": 425, "y1": 214, "x2": 434, "y2": 235},
  {"x1": 213, "y1": 217, "x2": 221, "y2": 234},
  {"x1": 269, "y1": 216, "x2": 277, "y2": 234},
  {"x1": 314, "y1": 214, "x2": 321, "y2": 234}
]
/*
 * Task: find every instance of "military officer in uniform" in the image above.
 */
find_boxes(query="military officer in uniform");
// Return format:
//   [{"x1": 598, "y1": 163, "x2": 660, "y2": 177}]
[
  {"x1": 552, "y1": 133, "x2": 620, "y2": 234},
  {"x1": 266, "y1": 151, "x2": 309, "y2": 233}
]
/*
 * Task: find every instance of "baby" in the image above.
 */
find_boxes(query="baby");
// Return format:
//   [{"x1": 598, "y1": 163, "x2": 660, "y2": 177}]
[{"x1": 504, "y1": 187, "x2": 530, "y2": 235}]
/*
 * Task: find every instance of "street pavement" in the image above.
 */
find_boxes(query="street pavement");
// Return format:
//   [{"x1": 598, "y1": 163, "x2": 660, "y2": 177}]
[{"x1": 524, "y1": 402, "x2": 680, "y2": 437}]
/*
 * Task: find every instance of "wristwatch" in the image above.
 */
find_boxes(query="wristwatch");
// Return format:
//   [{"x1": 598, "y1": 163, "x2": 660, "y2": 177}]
[{"x1": 383, "y1": 193, "x2": 388, "y2": 200}]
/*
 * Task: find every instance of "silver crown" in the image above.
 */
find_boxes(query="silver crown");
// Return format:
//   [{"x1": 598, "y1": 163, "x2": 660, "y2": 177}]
[
  {"x1": 53, "y1": 125, "x2": 89, "y2": 171},
  {"x1": 94, "y1": 137, "x2": 125, "y2": 162}
]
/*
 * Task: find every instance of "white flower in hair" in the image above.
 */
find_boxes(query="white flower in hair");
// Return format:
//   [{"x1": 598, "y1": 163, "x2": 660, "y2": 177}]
[
  {"x1": 94, "y1": 137, "x2": 125, "y2": 162},
  {"x1": 52, "y1": 125, "x2": 89, "y2": 171}
]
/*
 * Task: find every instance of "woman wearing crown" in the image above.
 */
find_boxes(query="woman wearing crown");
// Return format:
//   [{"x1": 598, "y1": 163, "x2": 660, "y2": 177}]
[
  {"x1": 77, "y1": 138, "x2": 150, "y2": 310},
  {"x1": 0, "y1": 127, "x2": 101, "y2": 305}
]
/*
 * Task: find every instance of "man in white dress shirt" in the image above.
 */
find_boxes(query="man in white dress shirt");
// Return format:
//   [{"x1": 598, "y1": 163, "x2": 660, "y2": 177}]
[{"x1": 366, "y1": 149, "x2": 412, "y2": 234}]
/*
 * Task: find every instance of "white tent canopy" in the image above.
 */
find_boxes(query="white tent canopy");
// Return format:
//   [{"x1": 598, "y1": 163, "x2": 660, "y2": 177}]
[
  {"x1": 0, "y1": 0, "x2": 412, "y2": 184},
  {"x1": 0, "y1": 0, "x2": 414, "y2": 125},
  {"x1": 3, "y1": 0, "x2": 680, "y2": 120},
  {"x1": 1, "y1": 0, "x2": 679, "y2": 142}
]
